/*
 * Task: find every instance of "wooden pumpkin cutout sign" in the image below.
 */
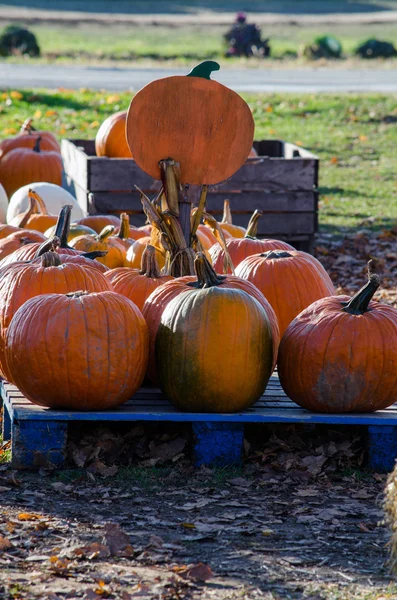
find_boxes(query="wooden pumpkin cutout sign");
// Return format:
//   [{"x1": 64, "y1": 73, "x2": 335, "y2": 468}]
[{"x1": 126, "y1": 61, "x2": 254, "y2": 185}]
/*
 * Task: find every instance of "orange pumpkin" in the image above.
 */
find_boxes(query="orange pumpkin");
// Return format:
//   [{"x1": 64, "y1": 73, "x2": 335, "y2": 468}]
[
  {"x1": 235, "y1": 249, "x2": 335, "y2": 337},
  {"x1": 0, "y1": 137, "x2": 62, "y2": 198},
  {"x1": 124, "y1": 236, "x2": 165, "y2": 269},
  {"x1": 77, "y1": 214, "x2": 121, "y2": 234},
  {"x1": 107, "y1": 212, "x2": 137, "y2": 257},
  {"x1": 142, "y1": 253, "x2": 279, "y2": 384},
  {"x1": 10, "y1": 188, "x2": 57, "y2": 233},
  {"x1": 105, "y1": 245, "x2": 173, "y2": 311},
  {"x1": 5, "y1": 290, "x2": 148, "y2": 409},
  {"x1": 70, "y1": 225, "x2": 124, "y2": 269},
  {"x1": 0, "y1": 224, "x2": 21, "y2": 239},
  {"x1": 95, "y1": 111, "x2": 132, "y2": 158},
  {"x1": 278, "y1": 264, "x2": 397, "y2": 412},
  {"x1": 0, "y1": 119, "x2": 60, "y2": 161},
  {"x1": 0, "y1": 251, "x2": 112, "y2": 381},
  {"x1": 0, "y1": 229, "x2": 46, "y2": 262}
]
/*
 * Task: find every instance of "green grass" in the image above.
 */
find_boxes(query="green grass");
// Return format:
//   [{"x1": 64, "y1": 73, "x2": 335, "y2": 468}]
[
  {"x1": 2, "y1": 21, "x2": 397, "y2": 63},
  {"x1": 0, "y1": 88, "x2": 396, "y2": 232}
]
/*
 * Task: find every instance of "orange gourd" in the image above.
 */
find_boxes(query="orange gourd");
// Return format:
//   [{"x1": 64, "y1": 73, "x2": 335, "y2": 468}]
[
  {"x1": 95, "y1": 111, "x2": 132, "y2": 158},
  {"x1": 278, "y1": 264, "x2": 397, "y2": 413},
  {"x1": 0, "y1": 251, "x2": 112, "y2": 381},
  {"x1": 142, "y1": 253, "x2": 279, "y2": 384},
  {"x1": 5, "y1": 290, "x2": 148, "y2": 409},
  {"x1": 104, "y1": 245, "x2": 174, "y2": 311},
  {"x1": 235, "y1": 249, "x2": 335, "y2": 337},
  {"x1": 0, "y1": 137, "x2": 62, "y2": 198},
  {"x1": 10, "y1": 188, "x2": 57, "y2": 233}
]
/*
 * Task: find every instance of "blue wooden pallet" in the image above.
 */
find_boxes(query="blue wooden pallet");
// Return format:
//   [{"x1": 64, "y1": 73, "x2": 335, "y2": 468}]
[{"x1": 2, "y1": 373, "x2": 397, "y2": 471}]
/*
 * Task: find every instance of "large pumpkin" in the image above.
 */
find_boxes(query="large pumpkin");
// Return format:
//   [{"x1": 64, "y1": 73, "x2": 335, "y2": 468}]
[
  {"x1": 0, "y1": 138, "x2": 63, "y2": 198},
  {"x1": 126, "y1": 61, "x2": 254, "y2": 185},
  {"x1": 95, "y1": 111, "x2": 132, "y2": 158},
  {"x1": 278, "y1": 264, "x2": 397, "y2": 412},
  {"x1": 209, "y1": 210, "x2": 295, "y2": 273},
  {"x1": 156, "y1": 261, "x2": 274, "y2": 413},
  {"x1": 5, "y1": 290, "x2": 148, "y2": 410},
  {"x1": 235, "y1": 249, "x2": 335, "y2": 337},
  {"x1": 7, "y1": 182, "x2": 84, "y2": 223},
  {"x1": 142, "y1": 253, "x2": 279, "y2": 384},
  {"x1": 0, "y1": 251, "x2": 112, "y2": 381},
  {"x1": 104, "y1": 245, "x2": 173, "y2": 311}
]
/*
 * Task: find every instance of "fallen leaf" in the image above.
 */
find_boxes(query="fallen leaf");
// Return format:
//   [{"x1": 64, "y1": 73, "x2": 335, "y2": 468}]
[
  {"x1": 18, "y1": 513, "x2": 42, "y2": 521},
  {"x1": 177, "y1": 562, "x2": 213, "y2": 582},
  {"x1": 0, "y1": 536, "x2": 12, "y2": 551},
  {"x1": 104, "y1": 523, "x2": 132, "y2": 556}
]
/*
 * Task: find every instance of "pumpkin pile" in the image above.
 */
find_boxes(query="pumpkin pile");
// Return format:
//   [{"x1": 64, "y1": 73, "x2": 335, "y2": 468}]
[{"x1": 1, "y1": 62, "x2": 396, "y2": 419}]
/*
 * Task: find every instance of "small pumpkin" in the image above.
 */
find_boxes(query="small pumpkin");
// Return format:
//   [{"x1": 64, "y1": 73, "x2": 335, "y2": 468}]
[
  {"x1": 70, "y1": 225, "x2": 124, "y2": 269},
  {"x1": 0, "y1": 118, "x2": 60, "y2": 162},
  {"x1": 0, "y1": 137, "x2": 63, "y2": 198},
  {"x1": 77, "y1": 214, "x2": 121, "y2": 234},
  {"x1": 142, "y1": 253, "x2": 279, "y2": 384},
  {"x1": 5, "y1": 290, "x2": 148, "y2": 409},
  {"x1": 209, "y1": 210, "x2": 295, "y2": 273},
  {"x1": 95, "y1": 111, "x2": 132, "y2": 158},
  {"x1": 278, "y1": 263, "x2": 397, "y2": 413},
  {"x1": 155, "y1": 255, "x2": 274, "y2": 413},
  {"x1": 236, "y1": 249, "x2": 335, "y2": 337},
  {"x1": 105, "y1": 245, "x2": 173, "y2": 311},
  {"x1": 0, "y1": 251, "x2": 112, "y2": 381},
  {"x1": 124, "y1": 236, "x2": 165, "y2": 270},
  {"x1": 10, "y1": 188, "x2": 57, "y2": 233},
  {"x1": 219, "y1": 200, "x2": 246, "y2": 238}
]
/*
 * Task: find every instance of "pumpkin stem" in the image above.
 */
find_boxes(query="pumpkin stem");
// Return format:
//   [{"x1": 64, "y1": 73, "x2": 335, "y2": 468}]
[
  {"x1": 33, "y1": 137, "x2": 42, "y2": 153},
  {"x1": 81, "y1": 250, "x2": 108, "y2": 260},
  {"x1": 245, "y1": 210, "x2": 263, "y2": 239},
  {"x1": 28, "y1": 189, "x2": 48, "y2": 215},
  {"x1": 54, "y1": 205, "x2": 73, "y2": 248},
  {"x1": 188, "y1": 252, "x2": 227, "y2": 288},
  {"x1": 35, "y1": 236, "x2": 61, "y2": 258},
  {"x1": 187, "y1": 60, "x2": 220, "y2": 80},
  {"x1": 13, "y1": 191, "x2": 37, "y2": 228},
  {"x1": 261, "y1": 250, "x2": 293, "y2": 260},
  {"x1": 341, "y1": 260, "x2": 380, "y2": 315},
  {"x1": 40, "y1": 251, "x2": 62, "y2": 268},
  {"x1": 140, "y1": 244, "x2": 161, "y2": 278},
  {"x1": 221, "y1": 200, "x2": 233, "y2": 225},
  {"x1": 117, "y1": 213, "x2": 130, "y2": 240},
  {"x1": 66, "y1": 290, "x2": 89, "y2": 299},
  {"x1": 98, "y1": 225, "x2": 115, "y2": 242}
]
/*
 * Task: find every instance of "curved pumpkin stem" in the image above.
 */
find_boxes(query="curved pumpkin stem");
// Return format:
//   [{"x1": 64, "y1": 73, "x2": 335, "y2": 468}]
[
  {"x1": 54, "y1": 205, "x2": 73, "y2": 248},
  {"x1": 245, "y1": 210, "x2": 263, "y2": 239},
  {"x1": 40, "y1": 251, "x2": 62, "y2": 268},
  {"x1": 117, "y1": 213, "x2": 130, "y2": 240},
  {"x1": 221, "y1": 200, "x2": 233, "y2": 225},
  {"x1": 98, "y1": 225, "x2": 115, "y2": 242},
  {"x1": 81, "y1": 250, "x2": 108, "y2": 260},
  {"x1": 13, "y1": 192, "x2": 38, "y2": 228},
  {"x1": 35, "y1": 236, "x2": 61, "y2": 258},
  {"x1": 28, "y1": 189, "x2": 48, "y2": 215},
  {"x1": 139, "y1": 244, "x2": 161, "y2": 278},
  {"x1": 187, "y1": 61, "x2": 220, "y2": 80},
  {"x1": 33, "y1": 137, "x2": 42, "y2": 153},
  {"x1": 262, "y1": 250, "x2": 293, "y2": 260},
  {"x1": 342, "y1": 260, "x2": 380, "y2": 315},
  {"x1": 188, "y1": 252, "x2": 226, "y2": 289}
]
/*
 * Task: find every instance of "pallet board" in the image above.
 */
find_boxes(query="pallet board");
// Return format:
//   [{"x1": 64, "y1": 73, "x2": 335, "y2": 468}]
[
  {"x1": 61, "y1": 138, "x2": 319, "y2": 251},
  {"x1": 2, "y1": 373, "x2": 397, "y2": 472}
]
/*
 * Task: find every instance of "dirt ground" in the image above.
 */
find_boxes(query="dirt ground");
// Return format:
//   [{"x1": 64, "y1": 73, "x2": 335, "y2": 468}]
[{"x1": 0, "y1": 422, "x2": 395, "y2": 600}]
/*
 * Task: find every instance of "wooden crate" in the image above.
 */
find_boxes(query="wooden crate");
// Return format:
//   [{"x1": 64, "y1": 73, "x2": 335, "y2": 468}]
[{"x1": 61, "y1": 139, "x2": 319, "y2": 251}]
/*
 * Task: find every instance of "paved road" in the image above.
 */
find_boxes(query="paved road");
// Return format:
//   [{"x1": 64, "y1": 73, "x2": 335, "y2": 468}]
[{"x1": 1, "y1": 63, "x2": 397, "y2": 93}]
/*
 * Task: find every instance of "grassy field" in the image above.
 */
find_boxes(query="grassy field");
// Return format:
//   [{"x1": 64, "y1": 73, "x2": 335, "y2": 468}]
[
  {"x1": 1, "y1": 21, "x2": 397, "y2": 63},
  {"x1": 0, "y1": 89, "x2": 396, "y2": 233}
]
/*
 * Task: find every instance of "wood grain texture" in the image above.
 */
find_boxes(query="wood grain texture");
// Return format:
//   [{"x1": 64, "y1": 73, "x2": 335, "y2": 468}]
[{"x1": 126, "y1": 76, "x2": 254, "y2": 185}]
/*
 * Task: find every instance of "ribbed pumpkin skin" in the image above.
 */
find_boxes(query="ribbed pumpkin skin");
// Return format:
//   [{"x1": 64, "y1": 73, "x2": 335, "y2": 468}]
[
  {"x1": 278, "y1": 295, "x2": 397, "y2": 412},
  {"x1": 95, "y1": 111, "x2": 132, "y2": 158},
  {"x1": 0, "y1": 146, "x2": 63, "y2": 198},
  {"x1": 5, "y1": 291, "x2": 148, "y2": 410},
  {"x1": 0, "y1": 243, "x2": 82, "y2": 268},
  {"x1": 0, "y1": 259, "x2": 112, "y2": 381},
  {"x1": 0, "y1": 133, "x2": 60, "y2": 161},
  {"x1": 156, "y1": 288, "x2": 273, "y2": 412},
  {"x1": 0, "y1": 230, "x2": 46, "y2": 262},
  {"x1": 105, "y1": 267, "x2": 173, "y2": 311},
  {"x1": 70, "y1": 231, "x2": 124, "y2": 269},
  {"x1": 236, "y1": 251, "x2": 335, "y2": 337},
  {"x1": 143, "y1": 274, "x2": 280, "y2": 384},
  {"x1": 210, "y1": 238, "x2": 295, "y2": 273}
]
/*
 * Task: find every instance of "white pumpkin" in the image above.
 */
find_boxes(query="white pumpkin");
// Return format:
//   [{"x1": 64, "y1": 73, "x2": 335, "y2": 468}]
[
  {"x1": 0, "y1": 184, "x2": 8, "y2": 224},
  {"x1": 7, "y1": 182, "x2": 85, "y2": 223}
]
